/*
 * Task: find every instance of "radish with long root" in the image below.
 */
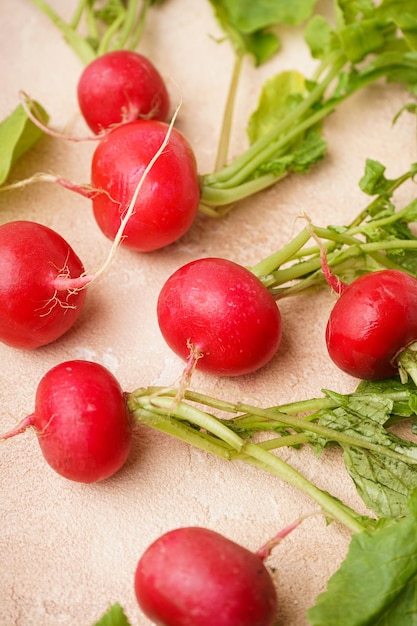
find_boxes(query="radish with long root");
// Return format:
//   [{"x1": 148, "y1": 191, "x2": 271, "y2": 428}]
[
  {"x1": 7, "y1": 101, "x2": 200, "y2": 253},
  {"x1": 1, "y1": 360, "x2": 132, "y2": 483},
  {"x1": 0, "y1": 111, "x2": 182, "y2": 350}
]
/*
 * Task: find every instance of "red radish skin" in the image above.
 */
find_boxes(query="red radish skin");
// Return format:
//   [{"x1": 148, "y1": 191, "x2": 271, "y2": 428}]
[
  {"x1": 156, "y1": 257, "x2": 282, "y2": 376},
  {"x1": 134, "y1": 527, "x2": 278, "y2": 626},
  {"x1": 91, "y1": 120, "x2": 200, "y2": 252},
  {"x1": 325, "y1": 269, "x2": 417, "y2": 379},
  {"x1": 1, "y1": 360, "x2": 132, "y2": 483},
  {"x1": 0, "y1": 220, "x2": 87, "y2": 349},
  {"x1": 77, "y1": 50, "x2": 170, "y2": 134}
]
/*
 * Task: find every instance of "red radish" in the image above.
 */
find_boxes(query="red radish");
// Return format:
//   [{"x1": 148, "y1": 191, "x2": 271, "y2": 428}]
[
  {"x1": 1, "y1": 360, "x2": 132, "y2": 483},
  {"x1": 156, "y1": 257, "x2": 282, "y2": 376},
  {"x1": 134, "y1": 526, "x2": 278, "y2": 626},
  {"x1": 325, "y1": 269, "x2": 417, "y2": 379},
  {"x1": 90, "y1": 119, "x2": 200, "y2": 252},
  {"x1": 0, "y1": 220, "x2": 88, "y2": 349},
  {"x1": 77, "y1": 50, "x2": 170, "y2": 134}
]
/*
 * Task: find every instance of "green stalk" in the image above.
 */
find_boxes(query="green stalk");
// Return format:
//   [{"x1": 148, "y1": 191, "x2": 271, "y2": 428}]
[
  {"x1": 250, "y1": 228, "x2": 312, "y2": 278},
  {"x1": 111, "y1": 0, "x2": 140, "y2": 51},
  {"x1": 202, "y1": 54, "x2": 346, "y2": 187},
  {"x1": 97, "y1": 12, "x2": 127, "y2": 55},
  {"x1": 128, "y1": 391, "x2": 366, "y2": 533},
  {"x1": 214, "y1": 52, "x2": 245, "y2": 172},
  {"x1": 29, "y1": 0, "x2": 96, "y2": 64},
  {"x1": 128, "y1": 0, "x2": 153, "y2": 51}
]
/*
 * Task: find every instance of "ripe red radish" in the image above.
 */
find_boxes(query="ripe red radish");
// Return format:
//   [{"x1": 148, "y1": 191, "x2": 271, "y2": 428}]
[
  {"x1": 325, "y1": 269, "x2": 417, "y2": 380},
  {"x1": 77, "y1": 50, "x2": 170, "y2": 134},
  {"x1": 134, "y1": 526, "x2": 278, "y2": 626},
  {"x1": 156, "y1": 257, "x2": 282, "y2": 376},
  {"x1": 1, "y1": 360, "x2": 132, "y2": 483},
  {"x1": 90, "y1": 119, "x2": 200, "y2": 252},
  {"x1": 0, "y1": 220, "x2": 89, "y2": 349}
]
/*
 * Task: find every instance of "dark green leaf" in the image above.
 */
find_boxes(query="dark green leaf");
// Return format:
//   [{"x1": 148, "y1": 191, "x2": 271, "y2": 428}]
[
  {"x1": 314, "y1": 394, "x2": 417, "y2": 517},
  {"x1": 0, "y1": 102, "x2": 49, "y2": 186},
  {"x1": 308, "y1": 490, "x2": 417, "y2": 625},
  {"x1": 92, "y1": 603, "x2": 131, "y2": 626}
]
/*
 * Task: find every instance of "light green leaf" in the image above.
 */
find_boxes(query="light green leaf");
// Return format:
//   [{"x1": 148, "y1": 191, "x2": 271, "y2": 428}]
[
  {"x1": 304, "y1": 15, "x2": 336, "y2": 60},
  {"x1": 308, "y1": 490, "x2": 417, "y2": 625},
  {"x1": 208, "y1": 0, "x2": 280, "y2": 64},
  {"x1": 247, "y1": 70, "x2": 307, "y2": 142},
  {"x1": 214, "y1": 0, "x2": 319, "y2": 33},
  {"x1": 0, "y1": 102, "x2": 49, "y2": 186},
  {"x1": 92, "y1": 603, "x2": 131, "y2": 626},
  {"x1": 359, "y1": 158, "x2": 391, "y2": 196}
]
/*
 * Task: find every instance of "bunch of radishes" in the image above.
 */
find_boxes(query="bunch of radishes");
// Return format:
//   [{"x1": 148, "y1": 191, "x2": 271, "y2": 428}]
[{"x1": 3, "y1": 7, "x2": 417, "y2": 626}]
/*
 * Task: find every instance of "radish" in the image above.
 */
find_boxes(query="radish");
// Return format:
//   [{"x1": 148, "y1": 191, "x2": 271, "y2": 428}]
[
  {"x1": 1, "y1": 360, "x2": 132, "y2": 483},
  {"x1": 156, "y1": 257, "x2": 282, "y2": 376},
  {"x1": 134, "y1": 526, "x2": 278, "y2": 626},
  {"x1": 90, "y1": 119, "x2": 201, "y2": 252},
  {"x1": 0, "y1": 220, "x2": 89, "y2": 349},
  {"x1": 325, "y1": 269, "x2": 417, "y2": 380},
  {"x1": 77, "y1": 50, "x2": 170, "y2": 134}
]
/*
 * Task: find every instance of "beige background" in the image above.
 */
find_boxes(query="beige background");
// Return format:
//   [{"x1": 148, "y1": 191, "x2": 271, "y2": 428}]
[{"x1": 0, "y1": 1, "x2": 416, "y2": 625}]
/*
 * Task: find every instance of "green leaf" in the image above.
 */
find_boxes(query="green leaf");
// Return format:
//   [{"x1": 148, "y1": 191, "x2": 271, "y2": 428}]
[
  {"x1": 0, "y1": 102, "x2": 49, "y2": 186},
  {"x1": 304, "y1": 15, "x2": 336, "y2": 60},
  {"x1": 208, "y1": 0, "x2": 280, "y2": 64},
  {"x1": 314, "y1": 394, "x2": 417, "y2": 517},
  {"x1": 335, "y1": 0, "x2": 378, "y2": 26},
  {"x1": 308, "y1": 490, "x2": 417, "y2": 625},
  {"x1": 213, "y1": 0, "x2": 320, "y2": 33},
  {"x1": 359, "y1": 158, "x2": 392, "y2": 196},
  {"x1": 92, "y1": 603, "x2": 131, "y2": 626},
  {"x1": 247, "y1": 70, "x2": 308, "y2": 142}
]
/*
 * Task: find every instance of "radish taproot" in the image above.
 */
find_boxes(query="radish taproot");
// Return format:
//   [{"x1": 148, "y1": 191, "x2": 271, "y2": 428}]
[
  {"x1": 90, "y1": 119, "x2": 200, "y2": 252},
  {"x1": 1, "y1": 360, "x2": 132, "y2": 483},
  {"x1": 325, "y1": 269, "x2": 417, "y2": 380},
  {"x1": 156, "y1": 257, "x2": 282, "y2": 376},
  {"x1": 77, "y1": 50, "x2": 170, "y2": 134},
  {"x1": 134, "y1": 526, "x2": 278, "y2": 626},
  {"x1": 0, "y1": 220, "x2": 89, "y2": 349}
]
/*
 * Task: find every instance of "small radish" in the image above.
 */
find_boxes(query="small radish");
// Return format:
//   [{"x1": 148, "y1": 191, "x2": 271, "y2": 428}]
[
  {"x1": 77, "y1": 50, "x2": 170, "y2": 134},
  {"x1": 1, "y1": 360, "x2": 132, "y2": 483},
  {"x1": 325, "y1": 269, "x2": 417, "y2": 380},
  {"x1": 156, "y1": 257, "x2": 282, "y2": 376},
  {"x1": 134, "y1": 526, "x2": 278, "y2": 626},
  {"x1": 0, "y1": 220, "x2": 89, "y2": 349},
  {"x1": 90, "y1": 119, "x2": 200, "y2": 252}
]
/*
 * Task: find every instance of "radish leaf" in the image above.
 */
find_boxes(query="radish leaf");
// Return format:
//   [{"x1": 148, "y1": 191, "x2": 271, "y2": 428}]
[
  {"x1": 308, "y1": 489, "x2": 417, "y2": 625},
  {"x1": 0, "y1": 102, "x2": 49, "y2": 186},
  {"x1": 93, "y1": 603, "x2": 131, "y2": 626}
]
